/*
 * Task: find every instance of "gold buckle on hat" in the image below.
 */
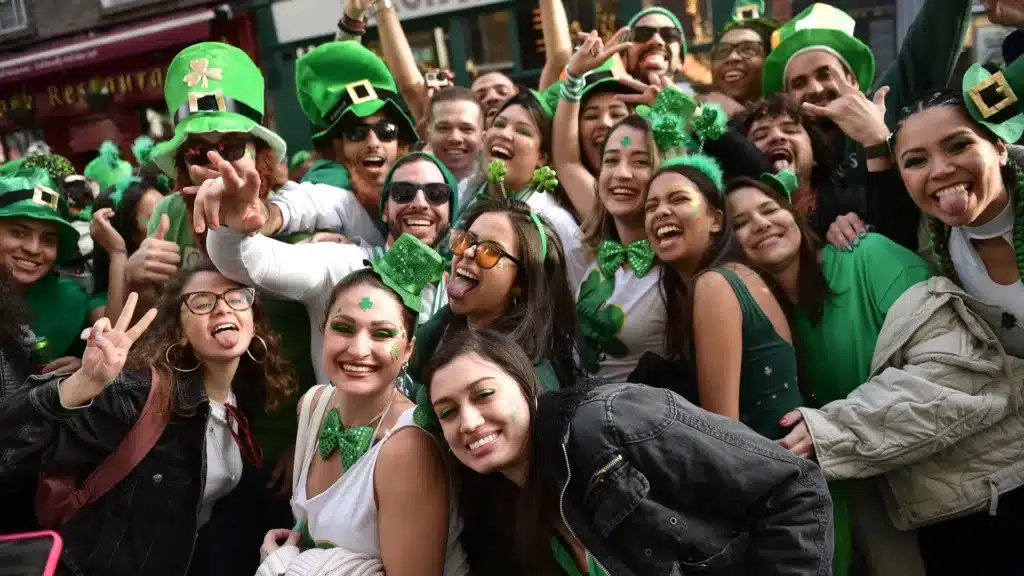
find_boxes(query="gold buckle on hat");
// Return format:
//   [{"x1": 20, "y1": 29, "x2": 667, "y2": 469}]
[
  {"x1": 188, "y1": 90, "x2": 227, "y2": 114},
  {"x1": 344, "y1": 80, "x2": 378, "y2": 106},
  {"x1": 32, "y1": 184, "x2": 59, "y2": 211},
  {"x1": 968, "y1": 72, "x2": 1018, "y2": 119},
  {"x1": 734, "y1": 4, "x2": 761, "y2": 19}
]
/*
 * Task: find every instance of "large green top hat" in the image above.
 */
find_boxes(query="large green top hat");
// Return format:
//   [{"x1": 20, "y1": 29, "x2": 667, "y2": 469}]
[
  {"x1": 83, "y1": 141, "x2": 133, "y2": 191},
  {"x1": 296, "y1": 41, "x2": 416, "y2": 141},
  {"x1": 963, "y1": 63, "x2": 1024, "y2": 144},
  {"x1": 762, "y1": 3, "x2": 875, "y2": 98},
  {"x1": 363, "y1": 233, "x2": 443, "y2": 313},
  {"x1": 379, "y1": 151, "x2": 459, "y2": 235},
  {"x1": 0, "y1": 168, "x2": 79, "y2": 262},
  {"x1": 151, "y1": 42, "x2": 287, "y2": 176}
]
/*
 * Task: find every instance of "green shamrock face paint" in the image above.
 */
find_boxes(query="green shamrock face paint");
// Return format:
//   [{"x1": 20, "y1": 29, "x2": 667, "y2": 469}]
[
  {"x1": 359, "y1": 297, "x2": 373, "y2": 310},
  {"x1": 388, "y1": 341, "x2": 399, "y2": 361},
  {"x1": 620, "y1": 135, "x2": 632, "y2": 148}
]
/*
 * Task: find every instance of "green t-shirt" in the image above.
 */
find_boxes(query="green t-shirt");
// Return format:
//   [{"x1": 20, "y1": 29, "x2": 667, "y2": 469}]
[
  {"x1": 145, "y1": 192, "x2": 319, "y2": 462},
  {"x1": 795, "y1": 233, "x2": 933, "y2": 405},
  {"x1": 26, "y1": 272, "x2": 90, "y2": 358},
  {"x1": 552, "y1": 537, "x2": 608, "y2": 576}
]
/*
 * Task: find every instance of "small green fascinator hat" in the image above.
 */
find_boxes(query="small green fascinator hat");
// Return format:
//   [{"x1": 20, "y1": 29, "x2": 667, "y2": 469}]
[
  {"x1": 760, "y1": 169, "x2": 799, "y2": 201},
  {"x1": 363, "y1": 233, "x2": 444, "y2": 313}
]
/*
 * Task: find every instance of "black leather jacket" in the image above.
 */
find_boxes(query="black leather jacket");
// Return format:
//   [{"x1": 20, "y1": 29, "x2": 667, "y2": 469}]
[
  {"x1": 0, "y1": 368, "x2": 268, "y2": 576},
  {"x1": 536, "y1": 383, "x2": 834, "y2": 576}
]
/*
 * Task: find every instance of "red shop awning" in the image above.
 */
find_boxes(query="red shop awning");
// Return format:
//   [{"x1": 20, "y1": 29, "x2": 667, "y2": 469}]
[{"x1": 0, "y1": 9, "x2": 216, "y2": 85}]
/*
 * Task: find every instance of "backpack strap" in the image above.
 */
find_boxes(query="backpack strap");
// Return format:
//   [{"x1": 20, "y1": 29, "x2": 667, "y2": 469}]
[{"x1": 73, "y1": 367, "x2": 172, "y2": 509}]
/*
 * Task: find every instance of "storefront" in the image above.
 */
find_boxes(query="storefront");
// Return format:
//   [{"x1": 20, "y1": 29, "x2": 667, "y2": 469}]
[{"x1": 0, "y1": 8, "x2": 258, "y2": 170}]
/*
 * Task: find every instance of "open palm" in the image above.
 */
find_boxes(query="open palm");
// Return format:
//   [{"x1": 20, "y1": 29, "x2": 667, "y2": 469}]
[{"x1": 80, "y1": 293, "x2": 158, "y2": 388}]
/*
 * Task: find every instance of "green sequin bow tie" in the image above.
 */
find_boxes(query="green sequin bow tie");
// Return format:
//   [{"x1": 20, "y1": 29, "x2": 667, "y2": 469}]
[
  {"x1": 597, "y1": 239, "x2": 655, "y2": 278},
  {"x1": 318, "y1": 408, "x2": 375, "y2": 468}
]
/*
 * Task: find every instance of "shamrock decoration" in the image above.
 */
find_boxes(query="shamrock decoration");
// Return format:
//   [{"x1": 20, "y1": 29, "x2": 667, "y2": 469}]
[
  {"x1": 388, "y1": 340, "x2": 399, "y2": 361},
  {"x1": 649, "y1": 87, "x2": 697, "y2": 152},
  {"x1": 359, "y1": 297, "x2": 373, "y2": 310},
  {"x1": 532, "y1": 166, "x2": 558, "y2": 193},
  {"x1": 575, "y1": 270, "x2": 627, "y2": 374},
  {"x1": 690, "y1": 105, "x2": 727, "y2": 150},
  {"x1": 621, "y1": 135, "x2": 632, "y2": 147},
  {"x1": 487, "y1": 159, "x2": 508, "y2": 198},
  {"x1": 184, "y1": 58, "x2": 223, "y2": 89}
]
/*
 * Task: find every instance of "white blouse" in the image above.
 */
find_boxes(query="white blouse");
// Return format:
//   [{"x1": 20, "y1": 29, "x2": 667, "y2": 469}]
[{"x1": 200, "y1": 392, "x2": 243, "y2": 526}]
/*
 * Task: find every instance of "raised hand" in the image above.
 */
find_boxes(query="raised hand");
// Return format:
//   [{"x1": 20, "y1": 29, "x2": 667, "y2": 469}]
[
  {"x1": 184, "y1": 150, "x2": 264, "y2": 235},
  {"x1": 57, "y1": 293, "x2": 158, "y2": 409},
  {"x1": 615, "y1": 72, "x2": 673, "y2": 107},
  {"x1": 90, "y1": 207, "x2": 126, "y2": 254},
  {"x1": 344, "y1": 0, "x2": 375, "y2": 19},
  {"x1": 568, "y1": 27, "x2": 633, "y2": 78},
  {"x1": 985, "y1": 0, "x2": 1024, "y2": 28},
  {"x1": 801, "y1": 82, "x2": 890, "y2": 147},
  {"x1": 125, "y1": 214, "x2": 181, "y2": 285}
]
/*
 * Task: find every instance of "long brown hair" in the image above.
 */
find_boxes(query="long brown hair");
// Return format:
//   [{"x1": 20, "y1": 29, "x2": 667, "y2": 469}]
[{"x1": 125, "y1": 261, "x2": 296, "y2": 414}]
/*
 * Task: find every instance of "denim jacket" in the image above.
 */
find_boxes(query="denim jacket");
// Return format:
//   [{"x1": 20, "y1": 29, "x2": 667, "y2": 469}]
[
  {"x1": 536, "y1": 383, "x2": 834, "y2": 576},
  {"x1": 0, "y1": 368, "x2": 268, "y2": 576}
]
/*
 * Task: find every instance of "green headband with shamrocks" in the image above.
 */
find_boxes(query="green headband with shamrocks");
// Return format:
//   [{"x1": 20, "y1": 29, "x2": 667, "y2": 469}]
[{"x1": 486, "y1": 160, "x2": 554, "y2": 260}]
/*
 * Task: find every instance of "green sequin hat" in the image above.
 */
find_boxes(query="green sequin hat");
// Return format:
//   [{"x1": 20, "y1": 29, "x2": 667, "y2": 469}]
[
  {"x1": 296, "y1": 41, "x2": 416, "y2": 141},
  {"x1": 22, "y1": 153, "x2": 76, "y2": 183},
  {"x1": 84, "y1": 141, "x2": 133, "y2": 191},
  {"x1": 379, "y1": 152, "x2": 459, "y2": 237},
  {"x1": 151, "y1": 42, "x2": 287, "y2": 176},
  {"x1": 0, "y1": 168, "x2": 79, "y2": 262},
  {"x1": 363, "y1": 233, "x2": 443, "y2": 313},
  {"x1": 760, "y1": 169, "x2": 799, "y2": 201},
  {"x1": 761, "y1": 3, "x2": 875, "y2": 98},
  {"x1": 963, "y1": 63, "x2": 1024, "y2": 144},
  {"x1": 627, "y1": 7, "x2": 687, "y2": 58}
]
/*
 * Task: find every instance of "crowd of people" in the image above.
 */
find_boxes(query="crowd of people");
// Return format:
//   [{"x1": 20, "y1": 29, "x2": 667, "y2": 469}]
[{"x1": 0, "y1": 0, "x2": 1022, "y2": 574}]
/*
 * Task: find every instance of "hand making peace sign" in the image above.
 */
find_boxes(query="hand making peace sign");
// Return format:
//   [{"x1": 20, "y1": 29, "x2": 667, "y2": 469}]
[{"x1": 567, "y1": 27, "x2": 633, "y2": 78}]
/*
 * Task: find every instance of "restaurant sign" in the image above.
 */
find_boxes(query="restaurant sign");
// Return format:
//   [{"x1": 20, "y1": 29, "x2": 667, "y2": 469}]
[{"x1": 0, "y1": 66, "x2": 165, "y2": 123}]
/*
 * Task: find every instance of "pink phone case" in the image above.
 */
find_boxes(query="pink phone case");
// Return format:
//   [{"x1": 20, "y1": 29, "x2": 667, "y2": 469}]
[{"x1": 0, "y1": 530, "x2": 63, "y2": 576}]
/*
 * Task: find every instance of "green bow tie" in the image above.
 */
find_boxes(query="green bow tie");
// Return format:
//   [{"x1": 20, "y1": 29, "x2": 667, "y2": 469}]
[
  {"x1": 598, "y1": 239, "x2": 655, "y2": 278},
  {"x1": 318, "y1": 408, "x2": 375, "y2": 469}
]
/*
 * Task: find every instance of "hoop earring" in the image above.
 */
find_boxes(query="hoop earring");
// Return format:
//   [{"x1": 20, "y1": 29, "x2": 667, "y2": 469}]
[
  {"x1": 246, "y1": 334, "x2": 268, "y2": 364},
  {"x1": 165, "y1": 342, "x2": 200, "y2": 373}
]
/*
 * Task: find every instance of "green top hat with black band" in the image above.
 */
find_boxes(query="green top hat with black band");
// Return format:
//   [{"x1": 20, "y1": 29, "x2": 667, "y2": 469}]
[
  {"x1": 963, "y1": 62, "x2": 1024, "y2": 144},
  {"x1": 761, "y1": 169, "x2": 799, "y2": 201},
  {"x1": 296, "y1": 41, "x2": 416, "y2": 141},
  {"x1": 762, "y1": 3, "x2": 875, "y2": 98},
  {"x1": 0, "y1": 168, "x2": 79, "y2": 263},
  {"x1": 84, "y1": 141, "x2": 133, "y2": 191},
  {"x1": 363, "y1": 233, "x2": 443, "y2": 313},
  {"x1": 626, "y1": 7, "x2": 687, "y2": 57},
  {"x1": 151, "y1": 42, "x2": 287, "y2": 176},
  {"x1": 379, "y1": 151, "x2": 459, "y2": 235}
]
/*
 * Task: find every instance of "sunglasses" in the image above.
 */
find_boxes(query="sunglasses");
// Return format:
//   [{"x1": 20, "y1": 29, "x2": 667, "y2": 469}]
[
  {"x1": 387, "y1": 181, "x2": 451, "y2": 206},
  {"x1": 181, "y1": 287, "x2": 256, "y2": 315},
  {"x1": 341, "y1": 120, "x2": 399, "y2": 143},
  {"x1": 631, "y1": 26, "x2": 683, "y2": 44},
  {"x1": 183, "y1": 137, "x2": 254, "y2": 167},
  {"x1": 711, "y1": 40, "x2": 765, "y2": 61},
  {"x1": 449, "y1": 229, "x2": 521, "y2": 269}
]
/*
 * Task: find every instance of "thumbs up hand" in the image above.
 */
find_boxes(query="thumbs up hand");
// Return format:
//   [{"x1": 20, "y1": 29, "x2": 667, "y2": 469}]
[{"x1": 125, "y1": 213, "x2": 182, "y2": 285}]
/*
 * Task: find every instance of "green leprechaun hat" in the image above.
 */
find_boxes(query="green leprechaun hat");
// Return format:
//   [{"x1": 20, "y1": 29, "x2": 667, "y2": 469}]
[
  {"x1": 720, "y1": 0, "x2": 779, "y2": 43},
  {"x1": 151, "y1": 42, "x2": 287, "y2": 176},
  {"x1": 363, "y1": 233, "x2": 443, "y2": 313},
  {"x1": 84, "y1": 141, "x2": 133, "y2": 191},
  {"x1": 0, "y1": 168, "x2": 79, "y2": 262},
  {"x1": 761, "y1": 169, "x2": 799, "y2": 201},
  {"x1": 296, "y1": 41, "x2": 416, "y2": 141},
  {"x1": 762, "y1": 3, "x2": 875, "y2": 98},
  {"x1": 963, "y1": 62, "x2": 1024, "y2": 144}
]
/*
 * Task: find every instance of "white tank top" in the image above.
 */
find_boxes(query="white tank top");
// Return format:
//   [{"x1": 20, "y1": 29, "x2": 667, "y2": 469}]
[{"x1": 291, "y1": 407, "x2": 470, "y2": 575}]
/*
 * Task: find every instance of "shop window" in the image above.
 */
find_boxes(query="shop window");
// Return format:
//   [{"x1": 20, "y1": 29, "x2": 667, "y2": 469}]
[
  {"x1": 365, "y1": 28, "x2": 443, "y2": 73},
  {"x1": 645, "y1": 0, "x2": 714, "y2": 46},
  {"x1": 467, "y1": 11, "x2": 515, "y2": 77},
  {"x1": 0, "y1": 0, "x2": 28, "y2": 35}
]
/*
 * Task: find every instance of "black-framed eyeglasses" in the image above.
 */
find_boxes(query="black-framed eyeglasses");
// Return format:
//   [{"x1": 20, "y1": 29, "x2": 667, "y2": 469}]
[
  {"x1": 449, "y1": 229, "x2": 521, "y2": 269},
  {"x1": 341, "y1": 120, "x2": 399, "y2": 143},
  {"x1": 631, "y1": 25, "x2": 682, "y2": 44},
  {"x1": 386, "y1": 181, "x2": 451, "y2": 206},
  {"x1": 711, "y1": 40, "x2": 765, "y2": 61},
  {"x1": 183, "y1": 136, "x2": 253, "y2": 167},
  {"x1": 181, "y1": 287, "x2": 256, "y2": 315}
]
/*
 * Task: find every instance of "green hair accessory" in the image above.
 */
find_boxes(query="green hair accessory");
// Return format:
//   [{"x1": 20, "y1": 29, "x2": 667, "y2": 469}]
[
  {"x1": 110, "y1": 177, "x2": 142, "y2": 209},
  {"x1": 636, "y1": 87, "x2": 725, "y2": 154},
  {"x1": 488, "y1": 159, "x2": 508, "y2": 198},
  {"x1": 156, "y1": 173, "x2": 172, "y2": 191},
  {"x1": 529, "y1": 212, "x2": 548, "y2": 261},
  {"x1": 532, "y1": 166, "x2": 558, "y2": 193},
  {"x1": 690, "y1": 104, "x2": 728, "y2": 150},
  {"x1": 413, "y1": 384, "x2": 440, "y2": 432},
  {"x1": 760, "y1": 170, "x2": 799, "y2": 201},
  {"x1": 99, "y1": 141, "x2": 122, "y2": 169},
  {"x1": 132, "y1": 136, "x2": 155, "y2": 166},
  {"x1": 660, "y1": 154, "x2": 724, "y2": 192},
  {"x1": 22, "y1": 154, "x2": 76, "y2": 182}
]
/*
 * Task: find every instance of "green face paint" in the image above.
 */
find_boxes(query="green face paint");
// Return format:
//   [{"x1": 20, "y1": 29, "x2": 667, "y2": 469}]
[
  {"x1": 359, "y1": 297, "x2": 373, "y2": 310},
  {"x1": 245, "y1": 142, "x2": 256, "y2": 161},
  {"x1": 620, "y1": 135, "x2": 632, "y2": 148},
  {"x1": 388, "y1": 341, "x2": 399, "y2": 361}
]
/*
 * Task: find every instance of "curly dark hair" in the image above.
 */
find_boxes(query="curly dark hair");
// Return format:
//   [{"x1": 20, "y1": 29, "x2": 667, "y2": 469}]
[{"x1": 125, "y1": 260, "x2": 296, "y2": 414}]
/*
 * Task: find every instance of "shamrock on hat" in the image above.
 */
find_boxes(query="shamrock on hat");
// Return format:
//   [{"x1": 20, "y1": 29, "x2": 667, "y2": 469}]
[
  {"x1": 295, "y1": 41, "x2": 416, "y2": 141},
  {"x1": 150, "y1": 42, "x2": 287, "y2": 176},
  {"x1": 0, "y1": 168, "x2": 79, "y2": 263},
  {"x1": 761, "y1": 3, "x2": 875, "y2": 98},
  {"x1": 84, "y1": 141, "x2": 133, "y2": 191}
]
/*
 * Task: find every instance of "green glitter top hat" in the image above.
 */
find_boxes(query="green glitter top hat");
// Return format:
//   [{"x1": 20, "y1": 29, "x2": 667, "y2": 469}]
[{"x1": 364, "y1": 233, "x2": 443, "y2": 313}]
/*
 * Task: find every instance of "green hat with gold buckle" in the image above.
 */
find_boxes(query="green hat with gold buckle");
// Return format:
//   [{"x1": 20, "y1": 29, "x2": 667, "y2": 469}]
[
  {"x1": 964, "y1": 62, "x2": 1024, "y2": 144},
  {"x1": 362, "y1": 232, "x2": 443, "y2": 313},
  {"x1": 295, "y1": 41, "x2": 416, "y2": 141},
  {"x1": 151, "y1": 42, "x2": 287, "y2": 176},
  {"x1": 762, "y1": 3, "x2": 875, "y2": 98},
  {"x1": 0, "y1": 168, "x2": 79, "y2": 262}
]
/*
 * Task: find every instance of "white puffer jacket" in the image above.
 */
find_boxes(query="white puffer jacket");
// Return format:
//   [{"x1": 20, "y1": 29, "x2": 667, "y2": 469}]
[{"x1": 799, "y1": 277, "x2": 1024, "y2": 530}]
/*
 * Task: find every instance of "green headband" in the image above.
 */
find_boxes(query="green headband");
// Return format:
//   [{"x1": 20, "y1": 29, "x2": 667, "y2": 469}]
[{"x1": 530, "y1": 212, "x2": 548, "y2": 261}]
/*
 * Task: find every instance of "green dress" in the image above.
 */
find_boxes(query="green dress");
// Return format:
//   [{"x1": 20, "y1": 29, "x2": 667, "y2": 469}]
[
  {"x1": 25, "y1": 272, "x2": 90, "y2": 358},
  {"x1": 711, "y1": 267, "x2": 802, "y2": 440},
  {"x1": 793, "y1": 233, "x2": 933, "y2": 576}
]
